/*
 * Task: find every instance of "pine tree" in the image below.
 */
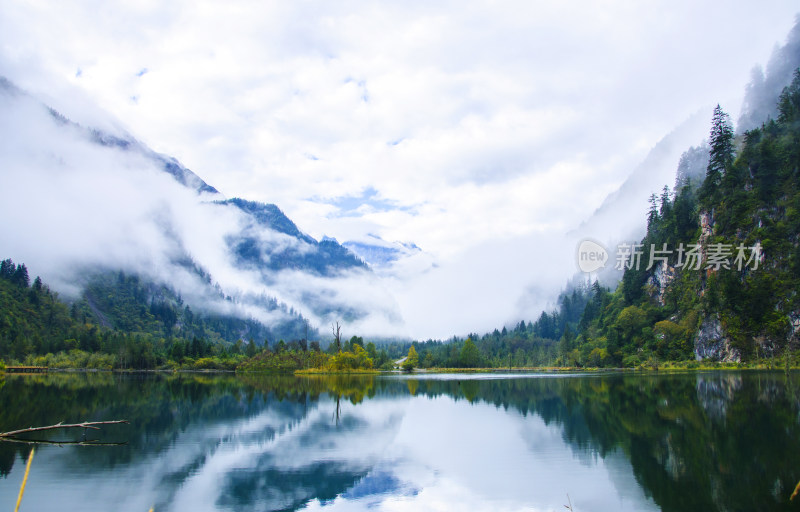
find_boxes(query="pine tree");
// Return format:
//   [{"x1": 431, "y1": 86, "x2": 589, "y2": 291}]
[
  {"x1": 778, "y1": 69, "x2": 800, "y2": 124},
  {"x1": 246, "y1": 338, "x2": 257, "y2": 357},
  {"x1": 0, "y1": 259, "x2": 14, "y2": 280},
  {"x1": 12, "y1": 264, "x2": 29, "y2": 288},
  {"x1": 647, "y1": 193, "x2": 659, "y2": 230},
  {"x1": 459, "y1": 337, "x2": 482, "y2": 368},
  {"x1": 699, "y1": 105, "x2": 734, "y2": 208},
  {"x1": 659, "y1": 185, "x2": 671, "y2": 216}
]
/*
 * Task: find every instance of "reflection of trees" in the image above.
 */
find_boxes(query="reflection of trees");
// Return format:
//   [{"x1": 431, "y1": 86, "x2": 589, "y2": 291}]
[
  {"x1": 0, "y1": 372, "x2": 384, "y2": 509},
  {"x1": 290, "y1": 375, "x2": 376, "y2": 425},
  {"x1": 399, "y1": 373, "x2": 800, "y2": 512},
  {"x1": 306, "y1": 375, "x2": 376, "y2": 405},
  {"x1": 0, "y1": 373, "x2": 316, "y2": 477},
  {"x1": 3, "y1": 372, "x2": 800, "y2": 511}
]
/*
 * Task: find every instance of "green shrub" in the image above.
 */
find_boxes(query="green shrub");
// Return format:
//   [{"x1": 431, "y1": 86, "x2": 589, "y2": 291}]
[
  {"x1": 190, "y1": 357, "x2": 238, "y2": 371},
  {"x1": 622, "y1": 354, "x2": 641, "y2": 368},
  {"x1": 327, "y1": 345, "x2": 373, "y2": 371},
  {"x1": 237, "y1": 350, "x2": 329, "y2": 372}
]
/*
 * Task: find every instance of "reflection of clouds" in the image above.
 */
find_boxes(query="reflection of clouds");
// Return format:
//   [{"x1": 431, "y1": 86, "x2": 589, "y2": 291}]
[
  {"x1": 302, "y1": 395, "x2": 657, "y2": 512},
  {"x1": 168, "y1": 398, "x2": 406, "y2": 512},
  {"x1": 342, "y1": 469, "x2": 408, "y2": 500},
  {"x1": 6, "y1": 388, "x2": 658, "y2": 512},
  {"x1": 7, "y1": 398, "x2": 312, "y2": 512}
]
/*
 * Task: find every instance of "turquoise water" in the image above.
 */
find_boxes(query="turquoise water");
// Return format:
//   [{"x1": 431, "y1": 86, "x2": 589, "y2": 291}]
[{"x1": 1, "y1": 371, "x2": 799, "y2": 511}]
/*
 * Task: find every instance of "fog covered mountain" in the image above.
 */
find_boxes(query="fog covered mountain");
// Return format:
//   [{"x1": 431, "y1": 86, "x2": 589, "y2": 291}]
[
  {"x1": 578, "y1": 18, "x2": 800, "y2": 252},
  {"x1": 513, "y1": 18, "x2": 800, "y2": 321},
  {"x1": 738, "y1": 18, "x2": 800, "y2": 133},
  {"x1": 342, "y1": 236, "x2": 423, "y2": 270},
  {"x1": 0, "y1": 77, "x2": 402, "y2": 341},
  {"x1": 570, "y1": 109, "x2": 709, "y2": 247}
]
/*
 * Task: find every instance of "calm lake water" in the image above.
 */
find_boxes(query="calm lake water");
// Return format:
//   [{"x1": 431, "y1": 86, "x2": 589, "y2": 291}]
[{"x1": 1, "y1": 371, "x2": 799, "y2": 511}]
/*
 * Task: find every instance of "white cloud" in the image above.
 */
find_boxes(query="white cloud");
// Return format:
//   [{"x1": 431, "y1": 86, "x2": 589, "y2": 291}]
[
  {"x1": 0, "y1": 86, "x2": 403, "y2": 333},
  {"x1": 1, "y1": 0, "x2": 797, "y2": 338}
]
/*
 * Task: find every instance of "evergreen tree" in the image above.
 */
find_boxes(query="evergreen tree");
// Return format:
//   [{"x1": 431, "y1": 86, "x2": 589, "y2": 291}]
[
  {"x1": 246, "y1": 338, "x2": 257, "y2": 357},
  {"x1": 778, "y1": 69, "x2": 800, "y2": 124},
  {"x1": 699, "y1": 105, "x2": 734, "y2": 208},
  {"x1": 459, "y1": 338, "x2": 482, "y2": 368},
  {"x1": 647, "y1": 193, "x2": 659, "y2": 229},
  {"x1": 0, "y1": 259, "x2": 14, "y2": 280},
  {"x1": 12, "y1": 264, "x2": 29, "y2": 288}
]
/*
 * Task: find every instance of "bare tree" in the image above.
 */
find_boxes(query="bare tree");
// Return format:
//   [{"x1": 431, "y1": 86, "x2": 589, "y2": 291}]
[{"x1": 332, "y1": 321, "x2": 342, "y2": 353}]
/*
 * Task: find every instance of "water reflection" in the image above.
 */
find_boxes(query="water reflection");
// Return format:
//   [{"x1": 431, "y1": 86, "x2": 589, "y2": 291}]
[{"x1": 0, "y1": 372, "x2": 798, "y2": 511}]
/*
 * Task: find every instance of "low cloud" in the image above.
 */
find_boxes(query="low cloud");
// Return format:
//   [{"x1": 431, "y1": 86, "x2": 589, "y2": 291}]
[
  {"x1": 0, "y1": 83, "x2": 403, "y2": 336},
  {"x1": 1, "y1": 1, "x2": 798, "y2": 339}
]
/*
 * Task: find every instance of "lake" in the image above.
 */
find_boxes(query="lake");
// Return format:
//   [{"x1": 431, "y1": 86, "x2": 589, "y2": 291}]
[{"x1": 1, "y1": 371, "x2": 799, "y2": 512}]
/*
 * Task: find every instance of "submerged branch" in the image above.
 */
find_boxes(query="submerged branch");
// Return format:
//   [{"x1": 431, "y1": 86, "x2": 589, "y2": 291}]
[
  {"x1": 0, "y1": 437, "x2": 127, "y2": 446},
  {"x1": 0, "y1": 420, "x2": 129, "y2": 438}
]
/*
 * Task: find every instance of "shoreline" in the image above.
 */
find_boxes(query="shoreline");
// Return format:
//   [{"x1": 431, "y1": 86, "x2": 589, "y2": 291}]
[{"x1": 3, "y1": 364, "x2": 798, "y2": 375}]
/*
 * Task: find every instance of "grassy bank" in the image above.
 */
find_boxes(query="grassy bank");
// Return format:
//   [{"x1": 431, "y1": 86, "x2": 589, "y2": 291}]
[{"x1": 294, "y1": 368, "x2": 381, "y2": 375}]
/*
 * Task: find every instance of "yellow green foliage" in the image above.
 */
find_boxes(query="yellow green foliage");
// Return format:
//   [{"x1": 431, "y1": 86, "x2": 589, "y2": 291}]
[
  {"x1": 327, "y1": 344, "x2": 373, "y2": 371},
  {"x1": 237, "y1": 349, "x2": 328, "y2": 372},
  {"x1": 29, "y1": 350, "x2": 116, "y2": 370},
  {"x1": 402, "y1": 345, "x2": 418, "y2": 371}
]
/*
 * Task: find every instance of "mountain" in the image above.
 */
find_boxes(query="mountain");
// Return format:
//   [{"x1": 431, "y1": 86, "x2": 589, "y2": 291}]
[
  {"x1": 530, "y1": 70, "x2": 800, "y2": 367},
  {"x1": 443, "y1": 21, "x2": 800, "y2": 369},
  {"x1": 411, "y1": 71, "x2": 800, "y2": 369},
  {"x1": 342, "y1": 235, "x2": 423, "y2": 269},
  {"x1": 1, "y1": 77, "x2": 220, "y2": 197},
  {"x1": 221, "y1": 198, "x2": 368, "y2": 276},
  {"x1": 0, "y1": 76, "x2": 401, "y2": 345},
  {"x1": 570, "y1": 109, "x2": 709, "y2": 254},
  {"x1": 560, "y1": 21, "x2": 800, "y2": 364},
  {"x1": 570, "y1": 78, "x2": 800, "y2": 364},
  {"x1": 738, "y1": 18, "x2": 800, "y2": 133},
  {"x1": 561, "y1": 18, "x2": 800, "y2": 291}
]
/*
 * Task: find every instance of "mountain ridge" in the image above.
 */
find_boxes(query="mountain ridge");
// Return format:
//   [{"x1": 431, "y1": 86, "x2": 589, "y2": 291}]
[{"x1": 0, "y1": 75, "x2": 395, "y2": 343}]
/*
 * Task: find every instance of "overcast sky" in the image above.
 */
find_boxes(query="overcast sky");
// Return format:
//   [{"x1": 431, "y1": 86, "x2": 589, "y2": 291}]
[{"x1": 1, "y1": 1, "x2": 798, "y2": 338}]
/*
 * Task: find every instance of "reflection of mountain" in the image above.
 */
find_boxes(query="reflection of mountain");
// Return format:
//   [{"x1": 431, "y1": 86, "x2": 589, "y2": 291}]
[
  {"x1": 403, "y1": 373, "x2": 800, "y2": 512},
  {"x1": 218, "y1": 415, "x2": 375, "y2": 512},
  {"x1": 0, "y1": 374, "x2": 405, "y2": 511},
  {"x1": 0, "y1": 77, "x2": 399, "y2": 339},
  {"x1": 2, "y1": 373, "x2": 799, "y2": 512}
]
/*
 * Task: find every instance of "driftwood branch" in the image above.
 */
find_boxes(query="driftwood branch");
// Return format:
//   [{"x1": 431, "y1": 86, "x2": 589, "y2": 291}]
[
  {"x1": 0, "y1": 420, "x2": 129, "y2": 438},
  {"x1": 0, "y1": 437, "x2": 128, "y2": 446}
]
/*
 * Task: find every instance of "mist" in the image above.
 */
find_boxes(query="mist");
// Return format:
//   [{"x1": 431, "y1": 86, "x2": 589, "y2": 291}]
[
  {"x1": 2, "y1": 3, "x2": 799, "y2": 341},
  {"x1": 0, "y1": 80, "x2": 403, "y2": 336}
]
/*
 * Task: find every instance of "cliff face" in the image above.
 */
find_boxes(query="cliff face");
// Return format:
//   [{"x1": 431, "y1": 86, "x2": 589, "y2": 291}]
[
  {"x1": 692, "y1": 212, "x2": 738, "y2": 361},
  {"x1": 646, "y1": 262, "x2": 675, "y2": 306},
  {"x1": 638, "y1": 74, "x2": 800, "y2": 362},
  {"x1": 694, "y1": 315, "x2": 740, "y2": 362}
]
